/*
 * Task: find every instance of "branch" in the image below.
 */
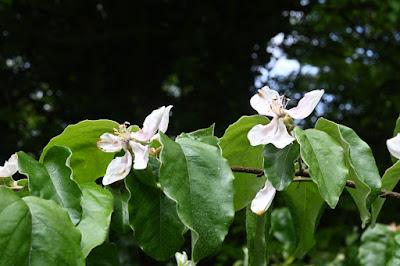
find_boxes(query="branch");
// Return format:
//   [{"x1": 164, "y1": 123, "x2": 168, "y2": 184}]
[{"x1": 231, "y1": 166, "x2": 399, "y2": 199}]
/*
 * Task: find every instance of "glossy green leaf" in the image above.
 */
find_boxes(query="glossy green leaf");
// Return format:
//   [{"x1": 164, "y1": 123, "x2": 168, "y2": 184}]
[
  {"x1": 282, "y1": 182, "x2": 325, "y2": 258},
  {"x1": 126, "y1": 176, "x2": 185, "y2": 261},
  {"x1": 131, "y1": 157, "x2": 160, "y2": 187},
  {"x1": 0, "y1": 187, "x2": 84, "y2": 266},
  {"x1": 294, "y1": 127, "x2": 348, "y2": 208},
  {"x1": 77, "y1": 183, "x2": 114, "y2": 258},
  {"x1": 359, "y1": 224, "x2": 400, "y2": 266},
  {"x1": 40, "y1": 120, "x2": 119, "y2": 183},
  {"x1": 87, "y1": 242, "x2": 120, "y2": 266},
  {"x1": 177, "y1": 124, "x2": 219, "y2": 146},
  {"x1": 159, "y1": 133, "x2": 235, "y2": 262},
  {"x1": 220, "y1": 115, "x2": 268, "y2": 210},
  {"x1": 371, "y1": 161, "x2": 400, "y2": 224},
  {"x1": 17, "y1": 148, "x2": 82, "y2": 225},
  {"x1": 246, "y1": 207, "x2": 271, "y2": 266},
  {"x1": 263, "y1": 143, "x2": 299, "y2": 191},
  {"x1": 108, "y1": 187, "x2": 131, "y2": 234},
  {"x1": 271, "y1": 208, "x2": 296, "y2": 256},
  {"x1": 316, "y1": 118, "x2": 381, "y2": 226}
]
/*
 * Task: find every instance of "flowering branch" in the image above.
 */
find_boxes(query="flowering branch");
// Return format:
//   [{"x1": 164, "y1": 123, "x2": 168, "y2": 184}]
[{"x1": 230, "y1": 165, "x2": 400, "y2": 199}]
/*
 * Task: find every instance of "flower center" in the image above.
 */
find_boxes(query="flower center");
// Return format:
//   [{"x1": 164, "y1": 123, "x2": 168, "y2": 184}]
[{"x1": 270, "y1": 95, "x2": 289, "y2": 117}]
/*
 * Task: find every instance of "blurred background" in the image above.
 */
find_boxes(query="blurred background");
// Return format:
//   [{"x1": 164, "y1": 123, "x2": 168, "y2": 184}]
[{"x1": 1, "y1": 0, "x2": 400, "y2": 265}]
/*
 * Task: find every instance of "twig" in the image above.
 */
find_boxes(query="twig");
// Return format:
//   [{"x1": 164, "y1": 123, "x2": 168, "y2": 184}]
[{"x1": 231, "y1": 166, "x2": 398, "y2": 199}]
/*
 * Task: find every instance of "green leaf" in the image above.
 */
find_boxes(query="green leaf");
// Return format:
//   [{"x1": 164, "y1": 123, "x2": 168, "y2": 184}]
[
  {"x1": 131, "y1": 157, "x2": 160, "y2": 187},
  {"x1": 126, "y1": 176, "x2": 185, "y2": 261},
  {"x1": 246, "y1": 207, "x2": 271, "y2": 266},
  {"x1": 77, "y1": 183, "x2": 114, "y2": 258},
  {"x1": 87, "y1": 242, "x2": 120, "y2": 266},
  {"x1": 371, "y1": 161, "x2": 400, "y2": 224},
  {"x1": 294, "y1": 127, "x2": 348, "y2": 208},
  {"x1": 282, "y1": 182, "x2": 325, "y2": 258},
  {"x1": 263, "y1": 143, "x2": 299, "y2": 191},
  {"x1": 159, "y1": 133, "x2": 235, "y2": 262},
  {"x1": 177, "y1": 124, "x2": 219, "y2": 146},
  {"x1": 220, "y1": 115, "x2": 268, "y2": 210},
  {"x1": 40, "y1": 120, "x2": 119, "y2": 183},
  {"x1": 315, "y1": 118, "x2": 381, "y2": 226},
  {"x1": 358, "y1": 224, "x2": 400, "y2": 266},
  {"x1": 17, "y1": 148, "x2": 82, "y2": 225},
  {"x1": 394, "y1": 115, "x2": 400, "y2": 135},
  {"x1": 271, "y1": 208, "x2": 296, "y2": 256},
  {"x1": 108, "y1": 187, "x2": 131, "y2": 234},
  {"x1": 0, "y1": 187, "x2": 84, "y2": 266}
]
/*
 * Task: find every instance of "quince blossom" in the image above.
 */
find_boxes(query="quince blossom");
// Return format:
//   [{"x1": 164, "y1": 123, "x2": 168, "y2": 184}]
[
  {"x1": 387, "y1": 133, "x2": 400, "y2": 159},
  {"x1": 248, "y1": 86, "x2": 324, "y2": 149},
  {"x1": 97, "y1": 105, "x2": 172, "y2": 185},
  {"x1": 250, "y1": 180, "x2": 276, "y2": 215},
  {"x1": 175, "y1": 251, "x2": 195, "y2": 266},
  {"x1": 0, "y1": 154, "x2": 18, "y2": 178}
]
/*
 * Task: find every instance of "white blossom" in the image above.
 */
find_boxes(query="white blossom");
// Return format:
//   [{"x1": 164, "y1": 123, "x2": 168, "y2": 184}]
[
  {"x1": 98, "y1": 105, "x2": 172, "y2": 185},
  {"x1": 387, "y1": 133, "x2": 400, "y2": 159},
  {"x1": 248, "y1": 86, "x2": 324, "y2": 149}
]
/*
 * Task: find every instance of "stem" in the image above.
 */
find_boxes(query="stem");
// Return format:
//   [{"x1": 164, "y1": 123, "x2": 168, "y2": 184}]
[{"x1": 231, "y1": 166, "x2": 399, "y2": 199}]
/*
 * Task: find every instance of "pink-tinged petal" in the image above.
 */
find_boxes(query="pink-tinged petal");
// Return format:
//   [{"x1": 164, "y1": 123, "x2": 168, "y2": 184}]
[
  {"x1": 250, "y1": 180, "x2": 276, "y2": 215},
  {"x1": 159, "y1": 105, "x2": 173, "y2": 133},
  {"x1": 250, "y1": 86, "x2": 279, "y2": 117},
  {"x1": 102, "y1": 152, "x2": 132, "y2": 185},
  {"x1": 247, "y1": 117, "x2": 295, "y2": 148},
  {"x1": 130, "y1": 141, "x2": 150, "y2": 170},
  {"x1": 97, "y1": 133, "x2": 123, "y2": 152},
  {"x1": 135, "y1": 106, "x2": 167, "y2": 141},
  {"x1": 286, "y1": 89, "x2": 324, "y2": 119},
  {"x1": 387, "y1": 133, "x2": 400, "y2": 159},
  {"x1": 0, "y1": 153, "x2": 18, "y2": 177}
]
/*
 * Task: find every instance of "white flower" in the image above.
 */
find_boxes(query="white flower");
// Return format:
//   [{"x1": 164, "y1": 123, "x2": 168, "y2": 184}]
[
  {"x1": 250, "y1": 180, "x2": 276, "y2": 215},
  {"x1": 387, "y1": 133, "x2": 400, "y2": 159},
  {"x1": 97, "y1": 105, "x2": 172, "y2": 185},
  {"x1": 248, "y1": 86, "x2": 324, "y2": 149},
  {"x1": 175, "y1": 251, "x2": 195, "y2": 266},
  {"x1": 0, "y1": 154, "x2": 18, "y2": 178}
]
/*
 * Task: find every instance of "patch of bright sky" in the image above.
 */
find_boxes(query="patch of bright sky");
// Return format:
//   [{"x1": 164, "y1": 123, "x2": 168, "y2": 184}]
[{"x1": 255, "y1": 32, "x2": 319, "y2": 88}]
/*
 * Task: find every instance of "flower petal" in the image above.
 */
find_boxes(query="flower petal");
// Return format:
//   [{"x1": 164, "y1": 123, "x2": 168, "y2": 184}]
[
  {"x1": 97, "y1": 133, "x2": 124, "y2": 152},
  {"x1": 247, "y1": 117, "x2": 295, "y2": 148},
  {"x1": 250, "y1": 86, "x2": 279, "y2": 117},
  {"x1": 102, "y1": 152, "x2": 132, "y2": 185},
  {"x1": 387, "y1": 133, "x2": 400, "y2": 159},
  {"x1": 0, "y1": 153, "x2": 18, "y2": 177},
  {"x1": 286, "y1": 89, "x2": 324, "y2": 119},
  {"x1": 250, "y1": 180, "x2": 276, "y2": 215},
  {"x1": 130, "y1": 141, "x2": 150, "y2": 170},
  {"x1": 158, "y1": 105, "x2": 173, "y2": 133},
  {"x1": 133, "y1": 106, "x2": 167, "y2": 142}
]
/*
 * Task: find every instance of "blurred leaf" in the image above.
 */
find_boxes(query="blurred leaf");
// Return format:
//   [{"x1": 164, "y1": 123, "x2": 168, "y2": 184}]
[
  {"x1": 126, "y1": 176, "x2": 185, "y2": 261},
  {"x1": 246, "y1": 207, "x2": 271, "y2": 266},
  {"x1": 87, "y1": 242, "x2": 120, "y2": 266},
  {"x1": 220, "y1": 115, "x2": 268, "y2": 210},
  {"x1": 18, "y1": 148, "x2": 82, "y2": 225},
  {"x1": 359, "y1": 224, "x2": 400, "y2": 266},
  {"x1": 0, "y1": 187, "x2": 84, "y2": 266},
  {"x1": 294, "y1": 127, "x2": 348, "y2": 208},
  {"x1": 177, "y1": 124, "x2": 218, "y2": 146},
  {"x1": 371, "y1": 161, "x2": 400, "y2": 224},
  {"x1": 271, "y1": 208, "x2": 296, "y2": 257},
  {"x1": 40, "y1": 120, "x2": 119, "y2": 183},
  {"x1": 108, "y1": 187, "x2": 131, "y2": 234},
  {"x1": 77, "y1": 183, "x2": 114, "y2": 258},
  {"x1": 159, "y1": 133, "x2": 234, "y2": 262},
  {"x1": 282, "y1": 182, "x2": 325, "y2": 258},
  {"x1": 316, "y1": 118, "x2": 381, "y2": 226},
  {"x1": 263, "y1": 142, "x2": 299, "y2": 191}
]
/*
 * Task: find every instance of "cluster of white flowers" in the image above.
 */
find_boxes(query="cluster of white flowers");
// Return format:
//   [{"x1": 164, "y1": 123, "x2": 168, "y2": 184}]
[{"x1": 0, "y1": 87, "x2": 399, "y2": 221}]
